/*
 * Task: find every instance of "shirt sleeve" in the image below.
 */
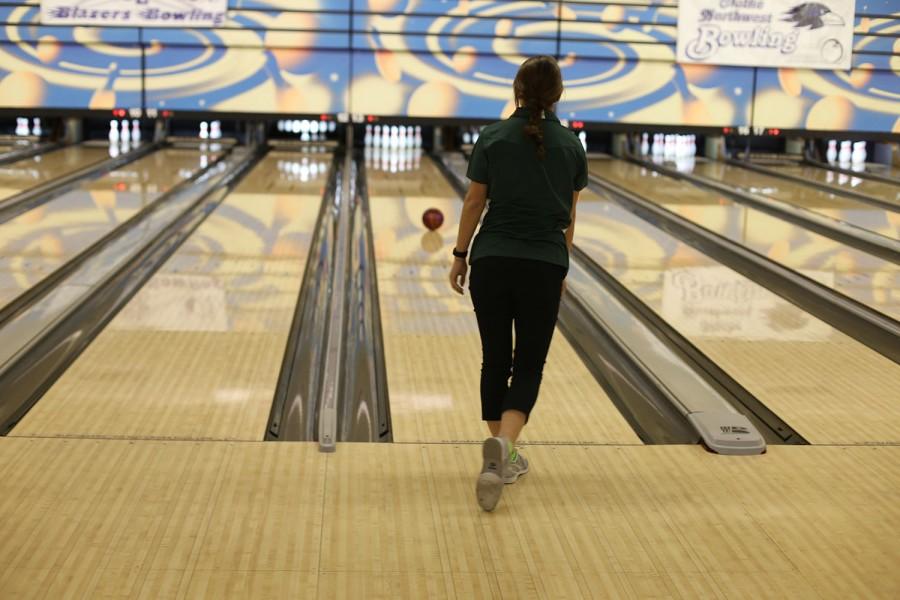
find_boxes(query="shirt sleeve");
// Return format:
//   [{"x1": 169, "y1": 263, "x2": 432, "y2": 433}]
[
  {"x1": 466, "y1": 138, "x2": 489, "y2": 184},
  {"x1": 574, "y1": 145, "x2": 588, "y2": 191}
]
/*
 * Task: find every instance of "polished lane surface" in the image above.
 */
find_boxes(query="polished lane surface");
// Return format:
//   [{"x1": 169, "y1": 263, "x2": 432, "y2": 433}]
[
  {"x1": 691, "y1": 160, "x2": 900, "y2": 239},
  {"x1": 0, "y1": 148, "x2": 221, "y2": 309},
  {"x1": 367, "y1": 155, "x2": 640, "y2": 444},
  {"x1": 592, "y1": 159, "x2": 900, "y2": 321},
  {"x1": 0, "y1": 144, "x2": 110, "y2": 201},
  {"x1": 765, "y1": 163, "x2": 899, "y2": 204},
  {"x1": 576, "y1": 169, "x2": 900, "y2": 444},
  {"x1": 10, "y1": 152, "x2": 329, "y2": 441}
]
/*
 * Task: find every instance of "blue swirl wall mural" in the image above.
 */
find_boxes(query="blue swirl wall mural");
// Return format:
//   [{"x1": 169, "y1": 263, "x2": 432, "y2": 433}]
[{"x1": 0, "y1": 0, "x2": 897, "y2": 132}]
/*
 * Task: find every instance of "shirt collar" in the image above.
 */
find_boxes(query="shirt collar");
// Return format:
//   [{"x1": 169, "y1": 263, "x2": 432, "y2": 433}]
[{"x1": 511, "y1": 107, "x2": 559, "y2": 123}]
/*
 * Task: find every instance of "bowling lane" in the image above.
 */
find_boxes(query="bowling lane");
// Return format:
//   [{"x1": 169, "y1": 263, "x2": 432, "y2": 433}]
[
  {"x1": 592, "y1": 159, "x2": 900, "y2": 321},
  {"x1": 691, "y1": 160, "x2": 900, "y2": 239},
  {"x1": 0, "y1": 144, "x2": 110, "y2": 201},
  {"x1": 765, "y1": 163, "x2": 899, "y2": 204},
  {"x1": 0, "y1": 147, "x2": 220, "y2": 309},
  {"x1": 10, "y1": 151, "x2": 330, "y2": 441},
  {"x1": 574, "y1": 183, "x2": 900, "y2": 445},
  {"x1": 368, "y1": 156, "x2": 640, "y2": 444}
]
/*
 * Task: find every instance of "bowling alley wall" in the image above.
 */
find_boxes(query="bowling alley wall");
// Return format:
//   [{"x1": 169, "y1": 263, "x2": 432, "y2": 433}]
[{"x1": 0, "y1": 0, "x2": 898, "y2": 133}]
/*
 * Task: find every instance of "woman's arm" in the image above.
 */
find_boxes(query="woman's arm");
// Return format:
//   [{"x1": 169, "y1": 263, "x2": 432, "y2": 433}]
[
  {"x1": 561, "y1": 191, "x2": 580, "y2": 296},
  {"x1": 449, "y1": 182, "x2": 488, "y2": 294},
  {"x1": 455, "y1": 182, "x2": 488, "y2": 253},
  {"x1": 565, "y1": 190, "x2": 579, "y2": 251}
]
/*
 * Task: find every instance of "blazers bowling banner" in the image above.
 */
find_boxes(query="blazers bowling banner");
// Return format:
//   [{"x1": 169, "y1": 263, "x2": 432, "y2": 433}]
[
  {"x1": 41, "y1": 0, "x2": 226, "y2": 28},
  {"x1": 677, "y1": 0, "x2": 855, "y2": 70}
]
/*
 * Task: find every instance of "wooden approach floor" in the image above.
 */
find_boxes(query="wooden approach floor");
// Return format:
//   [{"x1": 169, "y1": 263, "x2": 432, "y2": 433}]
[{"x1": 0, "y1": 438, "x2": 897, "y2": 599}]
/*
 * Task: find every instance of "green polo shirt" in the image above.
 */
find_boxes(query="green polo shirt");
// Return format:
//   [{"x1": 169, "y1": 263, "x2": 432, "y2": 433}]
[{"x1": 466, "y1": 107, "x2": 587, "y2": 270}]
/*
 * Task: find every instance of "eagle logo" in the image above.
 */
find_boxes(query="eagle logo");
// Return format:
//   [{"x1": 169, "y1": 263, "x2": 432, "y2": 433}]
[{"x1": 783, "y1": 2, "x2": 846, "y2": 29}]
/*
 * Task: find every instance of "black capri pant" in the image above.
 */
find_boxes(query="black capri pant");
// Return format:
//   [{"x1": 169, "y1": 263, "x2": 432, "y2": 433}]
[{"x1": 468, "y1": 256, "x2": 567, "y2": 422}]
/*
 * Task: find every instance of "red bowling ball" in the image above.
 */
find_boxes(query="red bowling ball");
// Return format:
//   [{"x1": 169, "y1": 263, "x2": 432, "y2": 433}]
[{"x1": 422, "y1": 208, "x2": 444, "y2": 231}]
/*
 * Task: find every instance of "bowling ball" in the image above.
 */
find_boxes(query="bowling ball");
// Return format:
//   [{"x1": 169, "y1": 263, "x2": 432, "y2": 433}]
[{"x1": 422, "y1": 208, "x2": 444, "y2": 231}]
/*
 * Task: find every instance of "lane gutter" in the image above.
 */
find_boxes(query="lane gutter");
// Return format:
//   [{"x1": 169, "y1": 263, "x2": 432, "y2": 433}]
[
  {"x1": 588, "y1": 173, "x2": 900, "y2": 365},
  {"x1": 339, "y1": 152, "x2": 392, "y2": 442},
  {"x1": 725, "y1": 157, "x2": 898, "y2": 213},
  {"x1": 0, "y1": 145, "x2": 266, "y2": 435},
  {"x1": 0, "y1": 140, "x2": 64, "y2": 167},
  {"x1": 802, "y1": 155, "x2": 900, "y2": 188},
  {"x1": 0, "y1": 141, "x2": 164, "y2": 226},
  {"x1": 0, "y1": 147, "x2": 235, "y2": 328},
  {"x1": 625, "y1": 154, "x2": 900, "y2": 265},
  {"x1": 266, "y1": 153, "x2": 342, "y2": 441}
]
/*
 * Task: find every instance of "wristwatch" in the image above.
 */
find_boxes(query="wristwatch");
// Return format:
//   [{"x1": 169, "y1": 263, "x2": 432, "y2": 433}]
[{"x1": 452, "y1": 248, "x2": 468, "y2": 259}]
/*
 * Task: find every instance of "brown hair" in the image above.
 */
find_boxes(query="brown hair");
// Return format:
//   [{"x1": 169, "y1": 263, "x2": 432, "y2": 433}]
[{"x1": 513, "y1": 55, "x2": 563, "y2": 160}]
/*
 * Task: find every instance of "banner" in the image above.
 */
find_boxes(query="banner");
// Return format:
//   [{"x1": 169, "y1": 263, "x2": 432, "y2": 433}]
[
  {"x1": 41, "y1": 0, "x2": 226, "y2": 28},
  {"x1": 677, "y1": 0, "x2": 855, "y2": 70}
]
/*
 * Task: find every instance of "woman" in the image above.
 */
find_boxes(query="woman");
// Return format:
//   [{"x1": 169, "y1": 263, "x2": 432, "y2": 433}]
[{"x1": 449, "y1": 55, "x2": 587, "y2": 512}]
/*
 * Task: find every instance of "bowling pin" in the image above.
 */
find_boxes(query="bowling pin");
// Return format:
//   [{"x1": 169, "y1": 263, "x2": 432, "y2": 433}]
[
  {"x1": 851, "y1": 141, "x2": 866, "y2": 165},
  {"x1": 15, "y1": 117, "x2": 26, "y2": 136},
  {"x1": 210, "y1": 120, "x2": 221, "y2": 140},
  {"x1": 276, "y1": 120, "x2": 284, "y2": 132},
  {"x1": 310, "y1": 120, "x2": 319, "y2": 139},
  {"x1": 826, "y1": 140, "x2": 837, "y2": 164},
  {"x1": 414, "y1": 125, "x2": 422, "y2": 148},
  {"x1": 392, "y1": 125, "x2": 400, "y2": 148},
  {"x1": 462, "y1": 130, "x2": 472, "y2": 144},
  {"x1": 578, "y1": 131, "x2": 587, "y2": 151},
  {"x1": 664, "y1": 135, "x2": 675, "y2": 160},
  {"x1": 689, "y1": 134, "x2": 696, "y2": 156},
  {"x1": 199, "y1": 121, "x2": 209, "y2": 140},
  {"x1": 398, "y1": 126, "x2": 407, "y2": 148},
  {"x1": 838, "y1": 140, "x2": 851, "y2": 164},
  {"x1": 651, "y1": 134, "x2": 661, "y2": 156},
  {"x1": 109, "y1": 119, "x2": 120, "y2": 143},
  {"x1": 120, "y1": 119, "x2": 130, "y2": 143},
  {"x1": 109, "y1": 142, "x2": 120, "y2": 158},
  {"x1": 131, "y1": 120, "x2": 141, "y2": 143},
  {"x1": 31, "y1": 118, "x2": 42, "y2": 137},
  {"x1": 473, "y1": 127, "x2": 480, "y2": 143},
  {"x1": 640, "y1": 133, "x2": 649, "y2": 156},
  {"x1": 364, "y1": 124, "x2": 373, "y2": 146}
]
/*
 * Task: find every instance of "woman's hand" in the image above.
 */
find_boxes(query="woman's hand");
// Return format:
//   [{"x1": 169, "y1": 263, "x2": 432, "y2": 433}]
[{"x1": 450, "y1": 258, "x2": 468, "y2": 295}]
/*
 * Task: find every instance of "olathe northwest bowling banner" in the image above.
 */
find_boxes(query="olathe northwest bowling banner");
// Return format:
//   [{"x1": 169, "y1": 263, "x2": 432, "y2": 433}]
[
  {"x1": 41, "y1": 0, "x2": 226, "y2": 28},
  {"x1": 677, "y1": 0, "x2": 855, "y2": 70}
]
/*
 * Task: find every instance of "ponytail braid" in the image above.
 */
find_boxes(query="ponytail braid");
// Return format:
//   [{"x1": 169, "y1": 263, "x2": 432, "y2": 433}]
[
  {"x1": 513, "y1": 56, "x2": 563, "y2": 161},
  {"x1": 523, "y1": 105, "x2": 546, "y2": 160}
]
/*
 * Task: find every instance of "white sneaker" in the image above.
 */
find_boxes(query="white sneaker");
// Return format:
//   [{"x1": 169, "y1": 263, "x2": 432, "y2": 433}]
[{"x1": 476, "y1": 437, "x2": 508, "y2": 511}]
